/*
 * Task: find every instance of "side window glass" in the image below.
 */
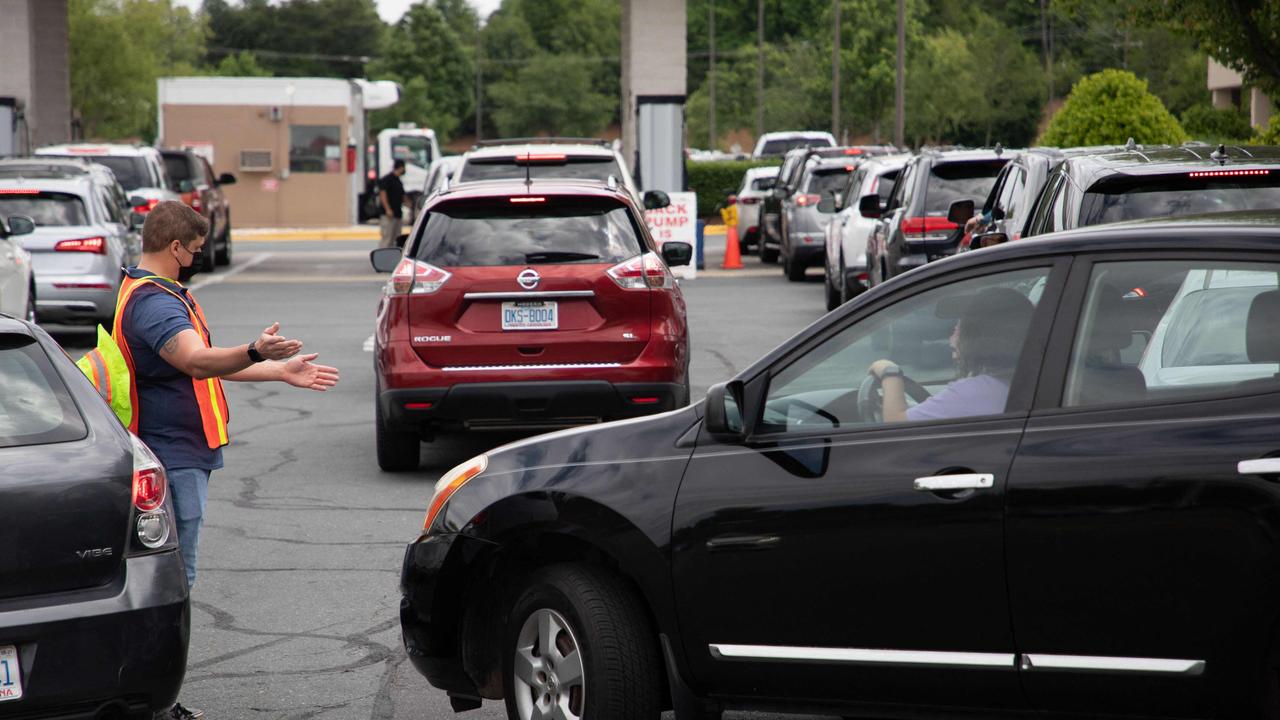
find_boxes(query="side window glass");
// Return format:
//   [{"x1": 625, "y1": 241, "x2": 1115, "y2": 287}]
[
  {"x1": 761, "y1": 266, "x2": 1051, "y2": 433},
  {"x1": 1064, "y1": 260, "x2": 1280, "y2": 407},
  {"x1": 1051, "y1": 177, "x2": 1071, "y2": 232},
  {"x1": 1027, "y1": 174, "x2": 1062, "y2": 235},
  {"x1": 98, "y1": 187, "x2": 120, "y2": 224},
  {"x1": 998, "y1": 168, "x2": 1024, "y2": 216}
]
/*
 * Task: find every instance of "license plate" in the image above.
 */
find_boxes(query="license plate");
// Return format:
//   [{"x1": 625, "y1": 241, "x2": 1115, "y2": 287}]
[
  {"x1": 501, "y1": 301, "x2": 558, "y2": 331},
  {"x1": 0, "y1": 645, "x2": 22, "y2": 703}
]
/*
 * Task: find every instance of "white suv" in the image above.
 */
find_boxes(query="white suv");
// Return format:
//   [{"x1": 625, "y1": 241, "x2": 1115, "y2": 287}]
[{"x1": 36, "y1": 144, "x2": 180, "y2": 216}]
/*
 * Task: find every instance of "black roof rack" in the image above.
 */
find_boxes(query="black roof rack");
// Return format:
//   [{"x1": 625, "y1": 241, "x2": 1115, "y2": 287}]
[{"x1": 474, "y1": 137, "x2": 612, "y2": 149}]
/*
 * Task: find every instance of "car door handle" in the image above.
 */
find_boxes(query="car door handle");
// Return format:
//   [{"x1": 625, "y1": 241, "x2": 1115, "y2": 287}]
[
  {"x1": 706, "y1": 535, "x2": 781, "y2": 552},
  {"x1": 913, "y1": 474, "x2": 995, "y2": 492},
  {"x1": 1238, "y1": 458, "x2": 1280, "y2": 476}
]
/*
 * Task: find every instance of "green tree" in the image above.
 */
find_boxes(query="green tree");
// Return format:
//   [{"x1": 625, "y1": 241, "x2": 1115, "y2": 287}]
[
  {"x1": 70, "y1": 0, "x2": 207, "y2": 141},
  {"x1": 209, "y1": 51, "x2": 272, "y2": 77},
  {"x1": 202, "y1": 0, "x2": 383, "y2": 77},
  {"x1": 1180, "y1": 103, "x2": 1254, "y2": 143},
  {"x1": 489, "y1": 54, "x2": 615, "y2": 137},
  {"x1": 368, "y1": 2, "x2": 475, "y2": 141},
  {"x1": 1040, "y1": 69, "x2": 1188, "y2": 146},
  {"x1": 1256, "y1": 115, "x2": 1280, "y2": 145},
  {"x1": 1144, "y1": 0, "x2": 1280, "y2": 100}
]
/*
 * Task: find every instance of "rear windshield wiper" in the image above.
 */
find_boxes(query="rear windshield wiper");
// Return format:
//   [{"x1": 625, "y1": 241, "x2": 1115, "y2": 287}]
[{"x1": 524, "y1": 251, "x2": 601, "y2": 264}]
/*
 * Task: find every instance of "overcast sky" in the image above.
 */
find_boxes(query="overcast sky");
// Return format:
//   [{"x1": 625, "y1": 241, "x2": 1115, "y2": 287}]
[{"x1": 173, "y1": 0, "x2": 502, "y2": 24}]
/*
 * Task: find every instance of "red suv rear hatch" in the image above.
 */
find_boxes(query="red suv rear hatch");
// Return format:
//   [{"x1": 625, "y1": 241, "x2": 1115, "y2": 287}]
[{"x1": 399, "y1": 194, "x2": 661, "y2": 370}]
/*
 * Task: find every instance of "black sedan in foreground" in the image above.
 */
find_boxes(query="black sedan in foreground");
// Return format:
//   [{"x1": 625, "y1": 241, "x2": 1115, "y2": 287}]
[
  {"x1": 0, "y1": 315, "x2": 189, "y2": 718},
  {"x1": 401, "y1": 210, "x2": 1280, "y2": 720}
]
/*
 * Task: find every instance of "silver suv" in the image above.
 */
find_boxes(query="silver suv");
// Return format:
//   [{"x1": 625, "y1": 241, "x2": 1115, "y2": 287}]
[{"x1": 0, "y1": 158, "x2": 142, "y2": 326}]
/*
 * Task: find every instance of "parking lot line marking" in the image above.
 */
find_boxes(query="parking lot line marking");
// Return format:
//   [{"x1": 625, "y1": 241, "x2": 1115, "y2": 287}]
[{"x1": 188, "y1": 252, "x2": 273, "y2": 291}]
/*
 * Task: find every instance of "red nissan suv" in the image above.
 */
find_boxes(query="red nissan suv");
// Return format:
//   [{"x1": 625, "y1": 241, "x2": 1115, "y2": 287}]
[{"x1": 370, "y1": 179, "x2": 691, "y2": 471}]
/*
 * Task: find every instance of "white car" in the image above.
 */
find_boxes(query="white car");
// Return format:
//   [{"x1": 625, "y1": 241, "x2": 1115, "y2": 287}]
[
  {"x1": 734, "y1": 165, "x2": 779, "y2": 252},
  {"x1": 36, "y1": 143, "x2": 180, "y2": 215},
  {"x1": 751, "y1": 131, "x2": 836, "y2": 159},
  {"x1": 0, "y1": 214, "x2": 35, "y2": 322},
  {"x1": 823, "y1": 155, "x2": 909, "y2": 310}
]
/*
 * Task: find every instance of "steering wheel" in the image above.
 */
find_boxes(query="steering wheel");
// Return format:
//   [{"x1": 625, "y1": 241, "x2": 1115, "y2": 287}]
[{"x1": 857, "y1": 369, "x2": 932, "y2": 423}]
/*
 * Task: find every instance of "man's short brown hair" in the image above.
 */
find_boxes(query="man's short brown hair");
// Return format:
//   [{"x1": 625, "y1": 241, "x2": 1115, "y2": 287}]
[{"x1": 142, "y1": 200, "x2": 209, "y2": 253}]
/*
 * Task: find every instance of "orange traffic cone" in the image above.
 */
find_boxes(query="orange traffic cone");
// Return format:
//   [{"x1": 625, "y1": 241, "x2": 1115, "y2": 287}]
[{"x1": 722, "y1": 224, "x2": 744, "y2": 269}]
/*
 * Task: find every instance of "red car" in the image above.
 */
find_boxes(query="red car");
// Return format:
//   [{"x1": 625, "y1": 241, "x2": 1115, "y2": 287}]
[{"x1": 370, "y1": 179, "x2": 692, "y2": 471}]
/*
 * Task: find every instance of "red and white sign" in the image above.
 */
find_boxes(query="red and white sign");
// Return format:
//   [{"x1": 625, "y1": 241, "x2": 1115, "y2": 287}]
[{"x1": 644, "y1": 191, "x2": 697, "y2": 280}]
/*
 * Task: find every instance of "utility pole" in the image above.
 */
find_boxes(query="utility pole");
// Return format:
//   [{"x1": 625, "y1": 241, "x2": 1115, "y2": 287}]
[
  {"x1": 756, "y1": 0, "x2": 765, "y2": 138},
  {"x1": 894, "y1": 0, "x2": 904, "y2": 147},
  {"x1": 709, "y1": 0, "x2": 716, "y2": 151},
  {"x1": 832, "y1": 0, "x2": 840, "y2": 138},
  {"x1": 1040, "y1": 0, "x2": 1053, "y2": 101},
  {"x1": 474, "y1": 42, "x2": 483, "y2": 142}
]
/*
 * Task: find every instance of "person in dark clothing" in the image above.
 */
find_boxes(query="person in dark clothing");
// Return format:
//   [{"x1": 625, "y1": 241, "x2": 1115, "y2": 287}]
[{"x1": 379, "y1": 159, "x2": 407, "y2": 248}]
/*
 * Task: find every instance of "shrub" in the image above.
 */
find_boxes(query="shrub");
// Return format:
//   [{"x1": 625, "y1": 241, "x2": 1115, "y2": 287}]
[
  {"x1": 1180, "y1": 104, "x2": 1254, "y2": 143},
  {"x1": 686, "y1": 159, "x2": 780, "y2": 217},
  {"x1": 1256, "y1": 115, "x2": 1280, "y2": 145},
  {"x1": 1039, "y1": 69, "x2": 1187, "y2": 147}
]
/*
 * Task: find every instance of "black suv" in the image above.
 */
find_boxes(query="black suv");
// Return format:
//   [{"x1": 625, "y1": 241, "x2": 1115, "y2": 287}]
[
  {"x1": 760, "y1": 145, "x2": 895, "y2": 264},
  {"x1": 1022, "y1": 144, "x2": 1280, "y2": 237},
  {"x1": 866, "y1": 148, "x2": 1009, "y2": 285},
  {"x1": 400, "y1": 211, "x2": 1280, "y2": 720}
]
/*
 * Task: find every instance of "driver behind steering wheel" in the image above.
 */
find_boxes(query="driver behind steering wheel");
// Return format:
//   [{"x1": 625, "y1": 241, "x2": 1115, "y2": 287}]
[{"x1": 868, "y1": 287, "x2": 1035, "y2": 423}]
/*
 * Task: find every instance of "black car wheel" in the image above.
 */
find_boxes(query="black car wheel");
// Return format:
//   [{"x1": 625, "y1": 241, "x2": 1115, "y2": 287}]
[
  {"x1": 200, "y1": 237, "x2": 217, "y2": 273},
  {"x1": 375, "y1": 393, "x2": 420, "y2": 472},
  {"x1": 759, "y1": 233, "x2": 778, "y2": 264},
  {"x1": 825, "y1": 262, "x2": 841, "y2": 311},
  {"x1": 503, "y1": 564, "x2": 661, "y2": 720},
  {"x1": 785, "y1": 251, "x2": 806, "y2": 282},
  {"x1": 216, "y1": 215, "x2": 232, "y2": 266}
]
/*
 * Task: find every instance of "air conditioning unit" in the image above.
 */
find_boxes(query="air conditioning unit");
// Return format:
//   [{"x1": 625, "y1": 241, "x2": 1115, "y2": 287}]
[{"x1": 239, "y1": 149, "x2": 272, "y2": 172}]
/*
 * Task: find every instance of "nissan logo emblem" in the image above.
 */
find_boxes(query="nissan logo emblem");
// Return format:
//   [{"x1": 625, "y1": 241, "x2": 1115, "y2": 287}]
[{"x1": 517, "y1": 268, "x2": 541, "y2": 290}]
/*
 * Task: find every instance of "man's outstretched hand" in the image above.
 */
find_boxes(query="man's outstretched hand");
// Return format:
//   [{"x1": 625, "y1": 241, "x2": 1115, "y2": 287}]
[
  {"x1": 281, "y1": 353, "x2": 340, "y2": 391},
  {"x1": 257, "y1": 322, "x2": 303, "y2": 360}
]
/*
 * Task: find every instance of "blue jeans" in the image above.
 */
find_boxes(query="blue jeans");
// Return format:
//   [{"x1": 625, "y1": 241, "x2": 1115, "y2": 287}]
[{"x1": 167, "y1": 467, "x2": 211, "y2": 589}]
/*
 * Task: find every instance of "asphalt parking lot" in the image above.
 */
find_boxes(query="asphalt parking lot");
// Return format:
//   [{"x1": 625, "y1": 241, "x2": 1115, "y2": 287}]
[{"x1": 54, "y1": 236, "x2": 837, "y2": 720}]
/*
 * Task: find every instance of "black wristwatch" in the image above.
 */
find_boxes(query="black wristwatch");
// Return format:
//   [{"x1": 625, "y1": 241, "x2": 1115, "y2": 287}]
[
  {"x1": 247, "y1": 342, "x2": 265, "y2": 363},
  {"x1": 879, "y1": 363, "x2": 903, "y2": 379}
]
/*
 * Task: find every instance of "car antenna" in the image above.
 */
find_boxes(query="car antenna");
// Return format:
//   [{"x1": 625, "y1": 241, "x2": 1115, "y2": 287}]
[
  {"x1": 1125, "y1": 137, "x2": 1137, "y2": 152},
  {"x1": 994, "y1": 142, "x2": 1004, "y2": 157},
  {"x1": 1211, "y1": 143, "x2": 1230, "y2": 165}
]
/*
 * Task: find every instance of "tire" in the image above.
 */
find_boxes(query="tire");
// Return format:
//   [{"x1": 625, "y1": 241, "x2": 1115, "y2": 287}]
[
  {"x1": 216, "y1": 214, "x2": 232, "y2": 266},
  {"x1": 759, "y1": 239, "x2": 778, "y2": 264},
  {"x1": 825, "y1": 266, "x2": 841, "y2": 311},
  {"x1": 503, "y1": 564, "x2": 662, "y2": 720},
  {"x1": 199, "y1": 236, "x2": 217, "y2": 273},
  {"x1": 375, "y1": 395, "x2": 420, "y2": 472},
  {"x1": 785, "y1": 251, "x2": 806, "y2": 282}
]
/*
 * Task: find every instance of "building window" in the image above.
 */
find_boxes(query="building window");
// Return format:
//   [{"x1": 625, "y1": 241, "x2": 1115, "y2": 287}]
[{"x1": 289, "y1": 125, "x2": 342, "y2": 173}]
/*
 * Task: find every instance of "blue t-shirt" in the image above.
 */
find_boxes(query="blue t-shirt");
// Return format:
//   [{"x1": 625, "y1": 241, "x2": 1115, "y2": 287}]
[{"x1": 122, "y1": 267, "x2": 224, "y2": 472}]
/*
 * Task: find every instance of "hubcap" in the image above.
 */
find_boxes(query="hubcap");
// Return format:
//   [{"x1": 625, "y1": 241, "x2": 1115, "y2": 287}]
[{"x1": 513, "y1": 608, "x2": 585, "y2": 720}]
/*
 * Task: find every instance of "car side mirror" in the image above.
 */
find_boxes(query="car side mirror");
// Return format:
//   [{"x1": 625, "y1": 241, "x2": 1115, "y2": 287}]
[
  {"x1": 947, "y1": 199, "x2": 976, "y2": 226},
  {"x1": 178, "y1": 179, "x2": 195, "y2": 193},
  {"x1": 3, "y1": 215, "x2": 35, "y2": 237},
  {"x1": 705, "y1": 380, "x2": 747, "y2": 441},
  {"x1": 817, "y1": 195, "x2": 837, "y2": 213},
  {"x1": 858, "y1": 194, "x2": 882, "y2": 219},
  {"x1": 370, "y1": 247, "x2": 403, "y2": 273},
  {"x1": 661, "y1": 241, "x2": 692, "y2": 267},
  {"x1": 217, "y1": 173, "x2": 237, "y2": 186},
  {"x1": 643, "y1": 190, "x2": 670, "y2": 210},
  {"x1": 971, "y1": 231, "x2": 1009, "y2": 249},
  {"x1": 130, "y1": 211, "x2": 146, "y2": 230}
]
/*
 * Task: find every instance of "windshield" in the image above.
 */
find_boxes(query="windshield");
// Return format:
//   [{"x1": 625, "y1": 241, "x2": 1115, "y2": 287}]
[
  {"x1": 415, "y1": 197, "x2": 643, "y2": 267},
  {"x1": 462, "y1": 157, "x2": 622, "y2": 184},
  {"x1": 0, "y1": 334, "x2": 87, "y2": 448},
  {"x1": 164, "y1": 155, "x2": 193, "y2": 185},
  {"x1": 1081, "y1": 174, "x2": 1280, "y2": 226},
  {"x1": 761, "y1": 137, "x2": 833, "y2": 156},
  {"x1": 806, "y1": 169, "x2": 852, "y2": 197},
  {"x1": 391, "y1": 135, "x2": 433, "y2": 168},
  {"x1": 924, "y1": 160, "x2": 1007, "y2": 215},
  {"x1": 86, "y1": 156, "x2": 148, "y2": 190},
  {"x1": 0, "y1": 192, "x2": 88, "y2": 226}
]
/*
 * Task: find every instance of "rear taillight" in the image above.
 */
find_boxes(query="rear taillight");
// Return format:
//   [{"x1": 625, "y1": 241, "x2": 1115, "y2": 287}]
[
  {"x1": 795, "y1": 194, "x2": 821, "y2": 207},
  {"x1": 902, "y1": 216, "x2": 956, "y2": 243},
  {"x1": 388, "y1": 257, "x2": 451, "y2": 295},
  {"x1": 55, "y1": 236, "x2": 106, "y2": 254},
  {"x1": 130, "y1": 435, "x2": 173, "y2": 551},
  {"x1": 133, "y1": 198, "x2": 161, "y2": 214},
  {"x1": 189, "y1": 193, "x2": 202, "y2": 213},
  {"x1": 739, "y1": 196, "x2": 759, "y2": 205},
  {"x1": 608, "y1": 252, "x2": 672, "y2": 290}
]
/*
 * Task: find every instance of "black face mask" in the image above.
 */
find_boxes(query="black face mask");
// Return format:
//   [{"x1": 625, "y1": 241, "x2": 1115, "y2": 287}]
[{"x1": 178, "y1": 250, "x2": 203, "y2": 283}]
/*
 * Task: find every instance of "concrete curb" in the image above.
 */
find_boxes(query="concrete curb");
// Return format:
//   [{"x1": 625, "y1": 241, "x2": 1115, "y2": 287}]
[{"x1": 232, "y1": 227, "x2": 379, "y2": 242}]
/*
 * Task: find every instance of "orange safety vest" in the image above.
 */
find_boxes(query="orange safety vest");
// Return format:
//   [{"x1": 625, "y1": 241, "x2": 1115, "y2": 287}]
[{"x1": 113, "y1": 274, "x2": 230, "y2": 449}]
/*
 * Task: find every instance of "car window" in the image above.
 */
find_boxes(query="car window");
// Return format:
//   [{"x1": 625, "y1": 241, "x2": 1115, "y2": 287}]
[
  {"x1": 805, "y1": 168, "x2": 851, "y2": 198},
  {"x1": 888, "y1": 163, "x2": 915, "y2": 211},
  {"x1": 1025, "y1": 172, "x2": 1063, "y2": 236},
  {"x1": 762, "y1": 138, "x2": 832, "y2": 156},
  {"x1": 923, "y1": 160, "x2": 1007, "y2": 216},
  {"x1": 87, "y1": 157, "x2": 148, "y2": 191},
  {"x1": 164, "y1": 154, "x2": 193, "y2": 185},
  {"x1": 96, "y1": 186, "x2": 120, "y2": 224},
  {"x1": 415, "y1": 196, "x2": 644, "y2": 267},
  {"x1": 1079, "y1": 174, "x2": 1280, "y2": 226},
  {"x1": 1063, "y1": 260, "x2": 1280, "y2": 407},
  {"x1": 0, "y1": 192, "x2": 89, "y2": 226},
  {"x1": 0, "y1": 334, "x2": 87, "y2": 448},
  {"x1": 998, "y1": 167, "x2": 1025, "y2": 219},
  {"x1": 751, "y1": 175, "x2": 776, "y2": 191},
  {"x1": 761, "y1": 266, "x2": 1050, "y2": 433},
  {"x1": 463, "y1": 157, "x2": 622, "y2": 184}
]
